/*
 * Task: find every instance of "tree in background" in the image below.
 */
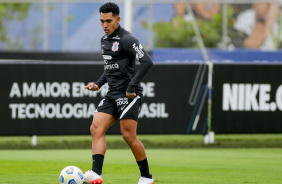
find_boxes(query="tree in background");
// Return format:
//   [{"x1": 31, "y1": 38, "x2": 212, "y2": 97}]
[
  {"x1": 0, "y1": 3, "x2": 31, "y2": 48},
  {"x1": 143, "y1": 4, "x2": 237, "y2": 48}
]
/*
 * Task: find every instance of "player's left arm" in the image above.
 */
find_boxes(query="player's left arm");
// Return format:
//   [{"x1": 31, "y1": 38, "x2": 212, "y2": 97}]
[{"x1": 122, "y1": 34, "x2": 153, "y2": 98}]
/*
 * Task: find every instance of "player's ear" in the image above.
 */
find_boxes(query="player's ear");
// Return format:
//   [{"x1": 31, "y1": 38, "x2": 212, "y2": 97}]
[{"x1": 117, "y1": 16, "x2": 120, "y2": 24}]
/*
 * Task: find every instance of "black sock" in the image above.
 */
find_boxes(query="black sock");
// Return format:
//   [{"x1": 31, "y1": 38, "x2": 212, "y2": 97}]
[
  {"x1": 92, "y1": 154, "x2": 104, "y2": 175},
  {"x1": 137, "y1": 158, "x2": 152, "y2": 179}
]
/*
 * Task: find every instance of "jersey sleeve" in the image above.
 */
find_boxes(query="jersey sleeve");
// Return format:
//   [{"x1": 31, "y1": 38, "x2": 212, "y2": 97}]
[
  {"x1": 95, "y1": 72, "x2": 107, "y2": 89},
  {"x1": 122, "y1": 34, "x2": 153, "y2": 93}
]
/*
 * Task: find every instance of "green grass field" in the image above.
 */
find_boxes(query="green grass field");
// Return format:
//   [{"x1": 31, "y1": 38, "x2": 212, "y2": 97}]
[
  {"x1": 1, "y1": 134, "x2": 282, "y2": 149},
  {"x1": 0, "y1": 149, "x2": 282, "y2": 184},
  {"x1": 0, "y1": 135, "x2": 282, "y2": 183}
]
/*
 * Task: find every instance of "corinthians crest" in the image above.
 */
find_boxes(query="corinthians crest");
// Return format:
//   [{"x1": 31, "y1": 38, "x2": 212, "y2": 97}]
[{"x1": 112, "y1": 41, "x2": 119, "y2": 52}]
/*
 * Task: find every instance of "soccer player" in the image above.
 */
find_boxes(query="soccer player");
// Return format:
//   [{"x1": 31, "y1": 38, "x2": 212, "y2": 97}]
[{"x1": 84, "y1": 2, "x2": 154, "y2": 184}]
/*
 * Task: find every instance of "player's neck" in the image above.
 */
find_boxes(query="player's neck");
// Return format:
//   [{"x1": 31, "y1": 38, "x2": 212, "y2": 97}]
[{"x1": 109, "y1": 25, "x2": 120, "y2": 37}]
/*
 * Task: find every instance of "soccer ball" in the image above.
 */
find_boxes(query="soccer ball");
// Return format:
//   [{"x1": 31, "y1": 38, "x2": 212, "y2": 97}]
[{"x1": 59, "y1": 166, "x2": 84, "y2": 184}]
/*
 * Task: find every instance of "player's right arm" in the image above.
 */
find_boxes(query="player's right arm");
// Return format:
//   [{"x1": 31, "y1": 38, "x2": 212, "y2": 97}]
[{"x1": 85, "y1": 72, "x2": 107, "y2": 91}]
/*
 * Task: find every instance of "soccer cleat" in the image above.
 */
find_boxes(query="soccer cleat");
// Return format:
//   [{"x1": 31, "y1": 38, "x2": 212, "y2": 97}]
[
  {"x1": 138, "y1": 177, "x2": 154, "y2": 184},
  {"x1": 83, "y1": 170, "x2": 103, "y2": 184}
]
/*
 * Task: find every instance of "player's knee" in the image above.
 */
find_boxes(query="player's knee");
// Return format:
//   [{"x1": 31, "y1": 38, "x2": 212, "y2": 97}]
[
  {"x1": 89, "y1": 124, "x2": 95, "y2": 134},
  {"x1": 90, "y1": 123, "x2": 101, "y2": 137},
  {"x1": 122, "y1": 131, "x2": 135, "y2": 144}
]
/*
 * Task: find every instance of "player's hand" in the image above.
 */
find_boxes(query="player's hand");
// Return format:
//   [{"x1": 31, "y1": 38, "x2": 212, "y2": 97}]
[
  {"x1": 126, "y1": 92, "x2": 136, "y2": 99},
  {"x1": 85, "y1": 83, "x2": 99, "y2": 91}
]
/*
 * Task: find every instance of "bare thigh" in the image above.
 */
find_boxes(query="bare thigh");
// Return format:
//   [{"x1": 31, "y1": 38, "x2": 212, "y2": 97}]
[
  {"x1": 91, "y1": 112, "x2": 116, "y2": 155},
  {"x1": 91, "y1": 112, "x2": 116, "y2": 135}
]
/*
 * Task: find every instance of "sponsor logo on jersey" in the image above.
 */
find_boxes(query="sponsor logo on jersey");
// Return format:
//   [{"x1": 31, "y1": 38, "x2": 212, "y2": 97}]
[
  {"x1": 102, "y1": 55, "x2": 112, "y2": 64},
  {"x1": 112, "y1": 35, "x2": 120, "y2": 40},
  {"x1": 103, "y1": 35, "x2": 107, "y2": 40},
  {"x1": 112, "y1": 41, "x2": 119, "y2": 52},
  {"x1": 116, "y1": 98, "x2": 128, "y2": 106},
  {"x1": 104, "y1": 63, "x2": 119, "y2": 70},
  {"x1": 133, "y1": 43, "x2": 144, "y2": 59},
  {"x1": 102, "y1": 55, "x2": 112, "y2": 60}
]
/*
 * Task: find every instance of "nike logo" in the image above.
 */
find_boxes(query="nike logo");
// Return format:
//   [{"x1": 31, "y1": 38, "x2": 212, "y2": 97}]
[{"x1": 121, "y1": 106, "x2": 126, "y2": 110}]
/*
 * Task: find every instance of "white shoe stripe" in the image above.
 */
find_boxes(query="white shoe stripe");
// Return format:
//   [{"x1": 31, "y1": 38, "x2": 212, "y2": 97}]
[{"x1": 120, "y1": 96, "x2": 140, "y2": 119}]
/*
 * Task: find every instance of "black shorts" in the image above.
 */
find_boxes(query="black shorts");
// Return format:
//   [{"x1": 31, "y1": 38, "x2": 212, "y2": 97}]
[{"x1": 96, "y1": 91, "x2": 141, "y2": 122}]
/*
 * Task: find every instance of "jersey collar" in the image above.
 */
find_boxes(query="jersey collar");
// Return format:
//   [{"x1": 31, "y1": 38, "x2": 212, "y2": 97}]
[{"x1": 109, "y1": 25, "x2": 121, "y2": 38}]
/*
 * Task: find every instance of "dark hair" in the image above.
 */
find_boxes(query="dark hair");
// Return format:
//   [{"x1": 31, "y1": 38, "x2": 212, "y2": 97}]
[{"x1": 99, "y1": 2, "x2": 120, "y2": 16}]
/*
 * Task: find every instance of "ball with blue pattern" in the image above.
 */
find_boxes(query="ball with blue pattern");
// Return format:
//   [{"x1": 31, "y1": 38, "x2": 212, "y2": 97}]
[{"x1": 59, "y1": 166, "x2": 84, "y2": 184}]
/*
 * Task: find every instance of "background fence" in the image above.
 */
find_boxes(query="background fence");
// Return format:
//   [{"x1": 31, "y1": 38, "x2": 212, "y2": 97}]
[{"x1": 1, "y1": 0, "x2": 282, "y2": 52}]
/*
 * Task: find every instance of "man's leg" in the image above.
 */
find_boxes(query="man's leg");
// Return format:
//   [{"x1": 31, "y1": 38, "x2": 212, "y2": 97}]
[
  {"x1": 120, "y1": 119, "x2": 146, "y2": 160},
  {"x1": 120, "y1": 119, "x2": 153, "y2": 180},
  {"x1": 91, "y1": 112, "x2": 116, "y2": 172},
  {"x1": 84, "y1": 112, "x2": 115, "y2": 184},
  {"x1": 91, "y1": 112, "x2": 115, "y2": 154}
]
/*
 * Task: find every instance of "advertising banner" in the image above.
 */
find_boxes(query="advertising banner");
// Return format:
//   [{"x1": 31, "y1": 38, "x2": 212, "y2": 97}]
[
  {"x1": 212, "y1": 64, "x2": 282, "y2": 133},
  {"x1": 2, "y1": 61, "x2": 280, "y2": 135},
  {"x1": 0, "y1": 62, "x2": 207, "y2": 135}
]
